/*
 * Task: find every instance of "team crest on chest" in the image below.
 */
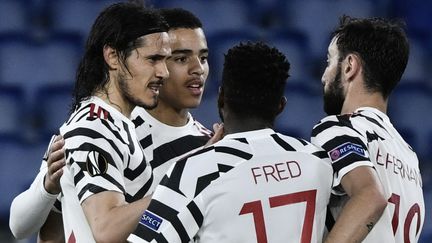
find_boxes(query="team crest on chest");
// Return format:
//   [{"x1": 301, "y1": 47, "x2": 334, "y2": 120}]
[{"x1": 86, "y1": 151, "x2": 108, "y2": 176}]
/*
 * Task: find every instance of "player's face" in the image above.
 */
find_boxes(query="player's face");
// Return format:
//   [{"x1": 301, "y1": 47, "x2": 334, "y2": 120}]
[
  {"x1": 119, "y1": 32, "x2": 171, "y2": 110},
  {"x1": 322, "y1": 38, "x2": 346, "y2": 115},
  {"x1": 157, "y1": 28, "x2": 209, "y2": 111}
]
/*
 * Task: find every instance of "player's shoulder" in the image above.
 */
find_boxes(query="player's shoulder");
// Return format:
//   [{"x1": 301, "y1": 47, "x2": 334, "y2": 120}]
[
  {"x1": 314, "y1": 113, "x2": 354, "y2": 127},
  {"x1": 130, "y1": 107, "x2": 155, "y2": 129},
  {"x1": 158, "y1": 145, "x2": 232, "y2": 198},
  {"x1": 274, "y1": 132, "x2": 321, "y2": 151},
  {"x1": 60, "y1": 97, "x2": 131, "y2": 140},
  {"x1": 184, "y1": 137, "x2": 251, "y2": 163},
  {"x1": 174, "y1": 138, "x2": 252, "y2": 177},
  {"x1": 311, "y1": 112, "x2": 363, "y2": 136},
  {"x1": 274, "y1": 132, "x2": 331, "y2": 164}
]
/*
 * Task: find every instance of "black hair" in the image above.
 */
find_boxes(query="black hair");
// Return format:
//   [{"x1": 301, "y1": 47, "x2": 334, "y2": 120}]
[
  {"x1": 159, "y1": 8, "x2": 202, "y2": 29},
  {"x1": 221, "y1": 41, "x2": 290, "y2": 122},
  {"x1": 333, "y1": 15, "x2": 409, "y2": 98},
  {"x1": 71, "y1": 2, "x2": 168, "y2": 113}
]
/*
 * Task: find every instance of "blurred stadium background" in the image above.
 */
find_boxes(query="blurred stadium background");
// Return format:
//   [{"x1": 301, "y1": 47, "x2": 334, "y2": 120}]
[{"x1": 0, "y1": 0, "x2": 430, "y2": 242}]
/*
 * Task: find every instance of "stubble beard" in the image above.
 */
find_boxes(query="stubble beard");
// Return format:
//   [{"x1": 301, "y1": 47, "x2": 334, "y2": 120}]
[
  {"x1": 323, "y1": 65, "x2": 345, "y2": 116},
  {"x1": 118, "y1": 73, "x2": 159, "y2": 110}
]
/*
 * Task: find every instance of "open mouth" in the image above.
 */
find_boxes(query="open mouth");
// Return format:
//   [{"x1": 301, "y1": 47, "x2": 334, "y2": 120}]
[
  {"x1": 188, "y1": 83, "x2": 203, "y2": 89},
  {"x1": 186, "y1": 78, "x2": 204, "y2": 95},
  {"x1": 148, "y1": 80, "x2": 164, "y2": 94}
]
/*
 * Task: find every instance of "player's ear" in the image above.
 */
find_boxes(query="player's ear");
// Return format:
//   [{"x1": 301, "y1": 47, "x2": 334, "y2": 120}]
[
  {"x1": 276, "y1": 96, "x2": 287, "y2": 116},
  {"x1": 103, "y1": 44, "x2": 119, "y2": 70},
  {"x1": 344, "y1": 53, "x2": 361, "y2": 82}
]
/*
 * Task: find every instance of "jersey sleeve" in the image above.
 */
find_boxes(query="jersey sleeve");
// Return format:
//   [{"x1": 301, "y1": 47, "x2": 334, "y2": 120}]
[
  {"x1": 311, "y1": 115, "x2": 373, "y2": 193},
  {"x1": 61, "y1": 118, "x2": 127, "y2": 204},
  {"x1": 9, "y1": 135, "x2": 59, "y2": 238},
  {"x1": 128, "y1": 159, "x2": 202, "y2": 243}
]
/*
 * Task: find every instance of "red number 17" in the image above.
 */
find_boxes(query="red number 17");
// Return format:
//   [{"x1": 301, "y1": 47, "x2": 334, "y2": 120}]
[{"x1": 239, "y1": 190, "x2": 317, "y2": 243}]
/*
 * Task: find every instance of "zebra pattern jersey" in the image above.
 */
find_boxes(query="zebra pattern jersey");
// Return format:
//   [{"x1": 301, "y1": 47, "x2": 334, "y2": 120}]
[
  {"x1": 311, "y1": 107, "x2": 424, "y2": 242},
  {"x1": 59, "y1": 97, "x2": 153, "y2": 242},
  {"x1": 128, "y1": 128, "x2": 333, "y2": 243},
  {"x1": 131, "y1": 107, "x2": 212, "y2": 191}
]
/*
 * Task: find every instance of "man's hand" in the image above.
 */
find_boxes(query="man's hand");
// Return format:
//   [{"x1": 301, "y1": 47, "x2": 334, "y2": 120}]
[
  {"x1": 205, "y1": 123, "x2": 224, "y2": 147},
  {"x1": 44, "y1": 135, "x2": 66, "y2": 194}
]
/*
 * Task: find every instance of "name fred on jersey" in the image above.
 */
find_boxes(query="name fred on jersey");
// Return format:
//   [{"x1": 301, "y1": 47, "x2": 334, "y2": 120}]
[{"x1": 251, "y1": 161, "x2": 301, "y2": 184}]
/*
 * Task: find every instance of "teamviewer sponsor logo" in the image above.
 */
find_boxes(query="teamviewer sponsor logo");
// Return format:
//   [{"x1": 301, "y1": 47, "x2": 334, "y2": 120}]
[
  {"x1": 329, "y1": 142, "x2": 366, "y2": 162},
  {"x1": 140, "y1": 211, "x2": 163, "y2": 231}
]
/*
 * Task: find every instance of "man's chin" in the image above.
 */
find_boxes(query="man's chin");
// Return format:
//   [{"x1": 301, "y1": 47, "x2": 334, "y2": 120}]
[{"x1": 136, "y1": 100, "x2": 158, "y2": 110}]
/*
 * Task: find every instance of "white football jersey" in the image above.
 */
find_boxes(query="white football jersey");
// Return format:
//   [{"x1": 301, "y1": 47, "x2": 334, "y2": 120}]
[
  {"x1": 311, "y1": 107, "x2": 425, "y2": 242},
  {"x1": 131, "y1": 107, "x2": 212, "y2": 191},
  {"x1": 60, "y1": 97, "x2": 153, "y2": 242},
  {"x1": 129, "y1": 128, "x2": 333, "y2": 243}
]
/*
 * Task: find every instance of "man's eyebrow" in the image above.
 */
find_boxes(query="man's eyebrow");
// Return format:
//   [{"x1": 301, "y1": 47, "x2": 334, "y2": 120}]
[
  {"x1": 147, "y1": 54, "x2": 169, "y2": 60},
  {"x1": 199, "y1": 48, "x2": 209, "y2": 54},
  {"x1": 171, "y1": 49, "x2": 193, "y2": 55},
  {"x1": 171, "y1": 48, "x2": 209, "y2": 55}
]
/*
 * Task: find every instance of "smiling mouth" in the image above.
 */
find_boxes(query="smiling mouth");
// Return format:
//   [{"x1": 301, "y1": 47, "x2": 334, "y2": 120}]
[
  {"x1": 186, "y1": 78, "x2": 204, "y2": 89},
  {"x1": 148, "y1": 81, "x2": 164, "y2": 93},
  {"x1": 188, "y1": 83, "x2": 203, "y2": 89}
]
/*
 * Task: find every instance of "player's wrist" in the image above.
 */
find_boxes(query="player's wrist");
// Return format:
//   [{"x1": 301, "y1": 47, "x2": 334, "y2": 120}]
[{"x1": 43, "y1": 173, "x2": 61, "y2": 195}]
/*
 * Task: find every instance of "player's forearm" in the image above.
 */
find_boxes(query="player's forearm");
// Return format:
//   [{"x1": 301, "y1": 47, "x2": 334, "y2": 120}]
[
  {"x1": 9, "y1": 171, "x2": 58, "y2": 239},
  {"x1": 88, "y1": 197, "x2": 151, "y2": 243},
  {"x1": 324, "y1": 187, "x2": 387, "y2": 243}
]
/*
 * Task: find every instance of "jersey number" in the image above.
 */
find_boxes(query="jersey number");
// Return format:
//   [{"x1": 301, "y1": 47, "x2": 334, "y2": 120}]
[
  {"x1": 239, "y1": 190, "x2": 317, "y2": 243},
  {"x1": 388, "y1": 193, "x2": 422, "y2": 243}
]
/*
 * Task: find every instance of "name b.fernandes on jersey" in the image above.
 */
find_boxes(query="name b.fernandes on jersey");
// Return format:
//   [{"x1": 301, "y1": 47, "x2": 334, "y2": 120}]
[{"x1": 375, "y1": 148, "x2": 422, "y2": 187}]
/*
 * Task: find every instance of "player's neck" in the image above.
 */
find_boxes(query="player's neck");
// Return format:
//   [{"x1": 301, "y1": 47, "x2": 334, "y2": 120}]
[
  {"x1": 223, "y1": 115, "x2": 271, "y2": 135},
  {"x1": 342, "y1": 89, "x2": 388, "y2": 114},
  {"x1": 147, "y1": 102, "x2": 189, "y2": 127},
  {"x1": 95, "y1": 85, "x2": 134, "y2": 118}
]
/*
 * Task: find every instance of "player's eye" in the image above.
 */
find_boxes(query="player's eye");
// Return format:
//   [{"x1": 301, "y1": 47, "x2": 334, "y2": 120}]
[
  {"x1": 200, "y1": 55, "x2": 208, "y2": 63},
  {"x1": 174, "y1": 56, "x2": 188, "y2": 63}
]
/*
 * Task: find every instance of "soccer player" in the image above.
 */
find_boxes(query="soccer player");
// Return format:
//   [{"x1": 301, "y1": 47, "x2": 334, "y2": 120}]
[
  {"x1": 128, "y1": 42, "x2": 333, "y2": 243},
  {"x1": 131, "y1": 8, "x2": 213, "y2": 190},
  {"x1": 311, "y1": 16, "x2": 425, "y2": 242},
  {"x1": 58, "y1": 3, "x2": 170, "y2": 242},
  {"x1": 9, "y1": 7, "x2": 221, "y2": 242}
]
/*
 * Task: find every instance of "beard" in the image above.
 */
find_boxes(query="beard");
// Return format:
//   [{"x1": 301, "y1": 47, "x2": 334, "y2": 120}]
[
  {"x1": 323, "y1": 65, "x2": 345, "y2": 115},
  {"x1": 118, "y1": 73, "x2": 158, "y2": 110}
]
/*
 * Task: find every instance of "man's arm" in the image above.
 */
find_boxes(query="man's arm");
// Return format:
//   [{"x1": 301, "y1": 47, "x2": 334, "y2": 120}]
[
  {"x1": 38, "y1": 211, "x2": 65, "y2": 243},
  {"x1": 9, "y1": 135, "x2": 65, "y2": 239},
  {"x1": 82, "y1": 191, "x2": 151, "y2": 243},
  {"x1": 324, "y1": 166, "x2": 387, "y2": 243}
]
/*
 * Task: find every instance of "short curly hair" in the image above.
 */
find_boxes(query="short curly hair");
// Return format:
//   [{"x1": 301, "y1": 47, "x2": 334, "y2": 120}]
[
  {"x1": 333, "y1": 15, "x2": 409, "y2": 98},
  {"x1": 221, "y1": 41, "x2": 290, "y2": 122}
]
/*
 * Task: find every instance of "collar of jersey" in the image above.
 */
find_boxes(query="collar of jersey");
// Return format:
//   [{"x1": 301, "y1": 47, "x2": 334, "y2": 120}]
[
  {"x1": 139, "y1": 108, "x2": 194, "y2": 130},
  {"x1": 355, "y1": 106, "x2": 390, "y2": 123},
  {"x1": 223, "y1": 128, "x2": 275, "y2": 140},
  {"x1": 89, "y1": 96, "x2": 133, "y2": 122}
]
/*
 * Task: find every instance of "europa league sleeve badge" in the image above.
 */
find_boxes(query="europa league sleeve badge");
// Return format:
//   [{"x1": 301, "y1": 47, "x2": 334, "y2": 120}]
[{"x1": 86, "y1": 150, "x2": 109, "y2": 177}]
